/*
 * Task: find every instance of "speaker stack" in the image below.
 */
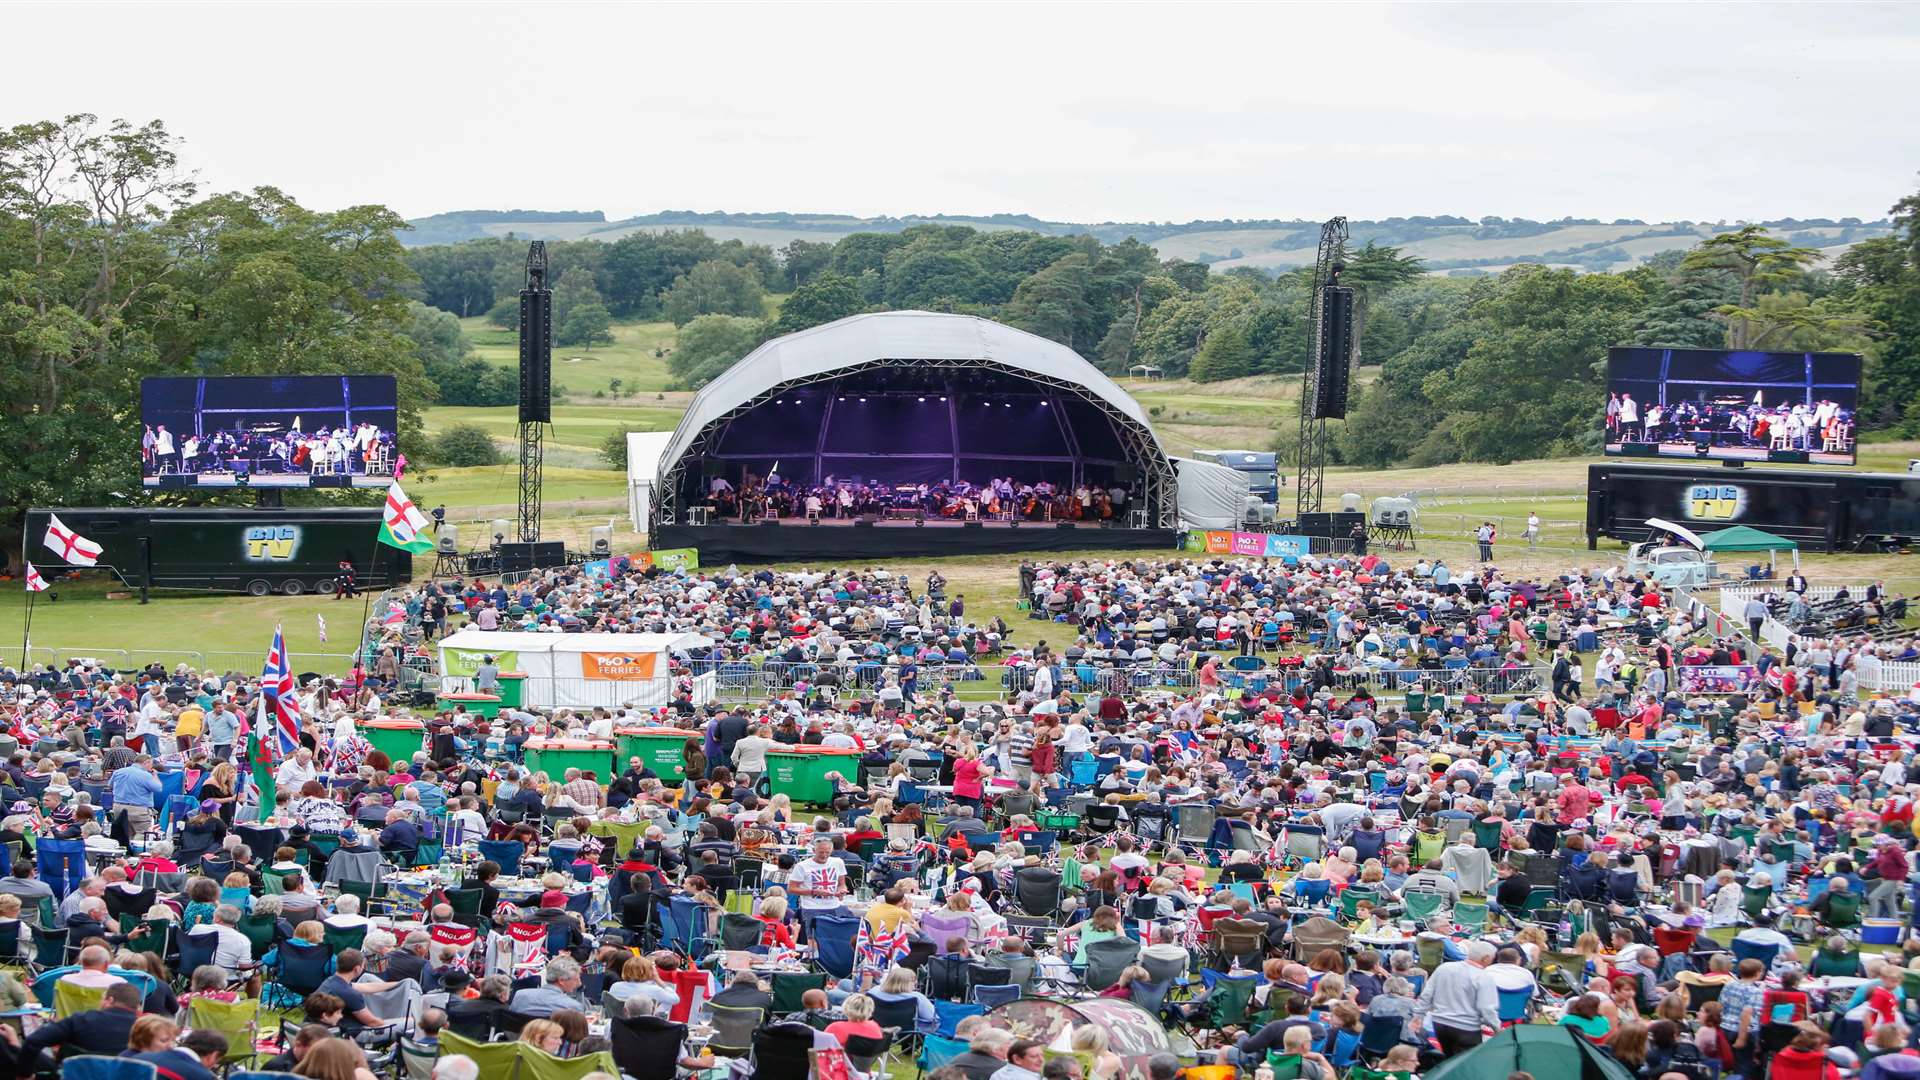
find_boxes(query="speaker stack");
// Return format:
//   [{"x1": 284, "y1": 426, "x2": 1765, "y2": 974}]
[
  {"x1": 496, "y1": 541, "x2": 566, "y2": 573},
  {"x1": 1310, "y1": 285, "x2": 1355, "y2": 420},
  {"x1": 518, "y1": 288, "x2": 552, "y2": 424}
]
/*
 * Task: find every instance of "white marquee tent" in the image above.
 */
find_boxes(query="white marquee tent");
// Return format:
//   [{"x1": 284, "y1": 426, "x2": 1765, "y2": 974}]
[{"x1": 436, "y1": 629, "x2": 715, "y2": 710}]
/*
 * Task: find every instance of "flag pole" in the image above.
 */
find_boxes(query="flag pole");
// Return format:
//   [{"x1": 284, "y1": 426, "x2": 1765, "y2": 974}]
[
  {"x1": 357, "y1": 537, "x2": 382, "y2": 686},
  {"x1": 19, "y1": 590, "x2": 32, "y2": 669},
  {"x1": 18, "y1": 533, "x2": 31, "y2": 668}
]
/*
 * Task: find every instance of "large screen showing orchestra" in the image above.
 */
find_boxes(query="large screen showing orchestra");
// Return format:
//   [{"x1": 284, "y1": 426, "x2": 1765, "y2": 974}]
[
  {"x1": 140, "y1": 375, "x2": 399, "y2": 488},
  {"x1": 1604, "y1": 347, "x2": 1861, "y2": 465}
]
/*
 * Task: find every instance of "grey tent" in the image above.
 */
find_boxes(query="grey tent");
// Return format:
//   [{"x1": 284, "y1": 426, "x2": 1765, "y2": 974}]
[{"x1": 1424, "y1": 1024, "x2": 1637, "y2": 1080}]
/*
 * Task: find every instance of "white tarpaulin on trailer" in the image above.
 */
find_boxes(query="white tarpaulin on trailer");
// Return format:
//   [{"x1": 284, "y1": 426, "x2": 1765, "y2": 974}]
[
  {"x1": 436, "y1": 629, "x2": 715, "y2": 710},
  {"x1": 1174, "y1": 456, "x2": 1251, "y2": 528},
  {"x1": 627, "y1": 431, "x2": 674, "y2": 532}
]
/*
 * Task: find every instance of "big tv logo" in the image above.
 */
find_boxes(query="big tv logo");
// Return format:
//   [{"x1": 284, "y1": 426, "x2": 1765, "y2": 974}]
[
  {"x1": 1684, "y1": 484, "x2": 1746, "y2": 522},
  {"x1": 243, "y1": 525, "x2": 301, "y2": 561}
]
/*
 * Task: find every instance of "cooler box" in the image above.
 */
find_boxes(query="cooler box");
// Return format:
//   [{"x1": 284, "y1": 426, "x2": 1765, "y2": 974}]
[
  {"x1": 615, "y1": 726, "x2": 692, "y2": 781},
  {"x1": 766, "y1": 746, "x2": 863, "y2": 805},
  {"x1": 363, "y1": 718, "x2": 426, "y2": 763},
  {"x1": 494, "y1": 672, "x2": 528, "y2": 709},
  {"x1": 1863, "y1": 918, "x2": 1903, "y2": 946},
  {"x1": 525, "y1": 738, "x2": 616, "y2": 781},
  {"x1": 438, "y1": 691, "x2": 502, "y2": 719}
]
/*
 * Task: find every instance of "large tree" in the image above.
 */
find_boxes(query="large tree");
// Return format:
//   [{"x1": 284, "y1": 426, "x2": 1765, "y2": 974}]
[
  {"x1": 772, "y1": 271, "x2": 863, "y2": 334},
  {"x1": 667, "y1": 314, "x2": 767, "y2": 389},
  {"x1": 1421, "y1": 265, "x2": 1647, "y2": 462},
  {"x1": 661, "y1": 258, "x2": 766, "y2": 326},
  {"x1": 1681, "y1": 225, "x2": 1823, "y2": 348}
]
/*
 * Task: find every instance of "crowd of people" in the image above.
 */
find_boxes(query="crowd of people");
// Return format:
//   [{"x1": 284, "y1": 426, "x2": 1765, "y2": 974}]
[{"x1": 0, "y1": 548, "x2": 1917, "y2": 1080}]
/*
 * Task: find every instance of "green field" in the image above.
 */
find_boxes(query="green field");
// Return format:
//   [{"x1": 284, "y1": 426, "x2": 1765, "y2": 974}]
[
  {"x1": 425, "y1": 404, "x2": 684, "y2": 455},
  {"x1": 461, "y1": 317, "x2": 679, "y2": 396}
]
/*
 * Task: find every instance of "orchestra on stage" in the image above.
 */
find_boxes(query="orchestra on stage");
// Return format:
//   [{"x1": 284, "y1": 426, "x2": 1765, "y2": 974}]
[{"x1": 703, "y1": 472, "x2": 1135, "y2": 524}]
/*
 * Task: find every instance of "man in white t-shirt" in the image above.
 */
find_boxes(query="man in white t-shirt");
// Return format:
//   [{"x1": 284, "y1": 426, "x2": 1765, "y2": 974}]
[{"x1": 791, "y1": 837, "x2": 848, "y2": 938}]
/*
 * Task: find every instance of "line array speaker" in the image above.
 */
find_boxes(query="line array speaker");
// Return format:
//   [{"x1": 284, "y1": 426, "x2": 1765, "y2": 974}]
[
  {"x1": 1311, "y1": 285, "x2": 1354, "y2": 420},
  {"x1": 518, "y1": 290, "x2": 553, "y2": 424}
]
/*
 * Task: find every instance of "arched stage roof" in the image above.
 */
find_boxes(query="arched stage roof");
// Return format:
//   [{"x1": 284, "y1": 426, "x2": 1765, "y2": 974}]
[
  {"x1": 656, "y1": 310, "x2": 1165, "y2": 474},
  {"x1": 651, "y1": 311, "x2": 1177, "y2": 531}
]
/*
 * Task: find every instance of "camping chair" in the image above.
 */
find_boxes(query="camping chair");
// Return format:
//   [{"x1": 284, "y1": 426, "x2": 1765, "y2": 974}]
[
  {"x1": 1339, "y1": 888, "x2": 1378, "y2": 921},
  {"x1": 275, "y1": 938, "x2": 334, "y2": 997},
  {"x1": 1199, "y1": 968, "x2": 1258, "y2": 1029},
  {"x1": 1358, "y1": 1014, "x2": 1411, "y2": 1061},
  {"x1": 1083, "y1": 936, "x2": 1142, "y2": 991},
  {"x1": 844, "y1": 1031, "x2": 896, "y2": 1079},
  {"x1": 1825, "y1": 891, "x2": 1863, "y2": 929},
  {"x1": 810, "y1": 912, "x2": 861, "y2": 980},
  {"x1": 871, "y1": 995, "x2": 925, "y2": 1066},
  {"x1": 1731, "y1": 938, "x2": 1781, "y2": 971},
  {"x1": 53, "y1": 1059, "x2": 158, "y2": 1080},
  {"x1": 922, "y1": 1033, "x2": 969, "y2": 1073},
  {"x1": 1452, "y1": 900, "x2": 1489, "y2": 935},
  {"x1": 718, "y1": 912, "x2": 765, "y2": 952},
  {"x1": 1401, "y1": 890, "x2": 1446, "y2": 923},
  {"x1": 30, "y1": 924, "x2": 68, "y2": 968},
  {"x1": 323, "y1": 922, "x2": 367, "y2": 954},
  {"x1": 475, "y1": 839, "x2": 524, "y2": 876},
  {"x1": 399, "y1": 1038, "x2": 437, "y2": 1080},
  {"x1": 973, "y1": 982, "x2": 1021, "y2": 1009},
  {"x1": 1740, "y1": 884, "x2": 1774, "y2": 921},
  {"x1": 36, "y1": 838, "x2": 88, "y2": 900},
  {"x1": 54, "y1": 980, "x2": 106, "y2": 1019},
  {"x1": 610, "y1": 1016, "x2": 689, "y2": 1080},
  {"x1": 771, "y1": 971, "x2": 827, "y2": 1015},
  {"x1": 237, "y1": 913, "x2": 278, "y2": 961},
  {"x1": 188, "y1": 996, "x2": 261, "y2": 1070},
  {"x1": 705, "y1": 1003, "x2": 766, "y2": 1058},
  {"x1": 1013, "y1": 868, "x2": 1063, "y2": 917},
  {"x1": 744, "y1": 1022, "x2": 814, "y2": 1080}
]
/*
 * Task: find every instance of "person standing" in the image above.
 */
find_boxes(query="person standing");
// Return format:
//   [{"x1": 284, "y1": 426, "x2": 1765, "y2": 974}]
[
  {"x1": 1475, "y1": 522, "x2": 1495, "y2": 563},
  {"x1": 334, "y1": 558, "x2": 357, "y2": 600},
  {"x1": 108, "y1": 754, "x2": 164, "y2": 838},
  {"x1": 1414, "y1": 939, "x2": 1500, "y2": 1054},
  {"x1": 1525, "y1": 512, "x2": 1541, "y2": 550}
]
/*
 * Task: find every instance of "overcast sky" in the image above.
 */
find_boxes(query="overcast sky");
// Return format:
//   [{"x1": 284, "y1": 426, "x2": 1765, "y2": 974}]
[{"x1": 10, "y1": 2, "x2": 1919, "y2": 224}]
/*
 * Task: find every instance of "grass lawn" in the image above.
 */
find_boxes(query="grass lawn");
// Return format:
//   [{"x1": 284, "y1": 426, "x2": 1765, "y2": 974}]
[
  {"x1": 461, "y1": 317, "x2": 678, "y2": 395},
  {"x1": 424, "y1": 405, "x2": 685, "y2": 456}
]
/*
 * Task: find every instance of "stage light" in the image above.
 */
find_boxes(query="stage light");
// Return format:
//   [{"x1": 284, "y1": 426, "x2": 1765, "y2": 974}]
[
  {"x1": 775, "y1": 400, "x2": 784, "y2": 405},
  {"x1": 940, "y1": 396, "x2": 947, "y2": 402},
  {"x1": 859, "y1": 397, "x2": 867, "y2": 402},
  {"x1": 918, "y1": 397, "x2": 926, "y2": 402},
  {"x1": 1041, "y1": 401, "x2": 1049, "y2": 407},
  {"x1": 838, "y1": 396, "x2": 846, "y2": 401}
]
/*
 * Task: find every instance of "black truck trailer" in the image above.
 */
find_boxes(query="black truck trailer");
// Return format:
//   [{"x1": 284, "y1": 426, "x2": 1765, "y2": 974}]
[
  {"x1": 1586, "y1": 463, "x2": 1920, "y2": 553},
  {"x1": 24, "y1": 507, "x2": 411, "y2": 595}
]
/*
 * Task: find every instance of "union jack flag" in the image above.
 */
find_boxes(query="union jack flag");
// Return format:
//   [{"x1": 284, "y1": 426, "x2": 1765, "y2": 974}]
[{"x1": 261, "y1": 626, "x2": 300, "y2": 762}]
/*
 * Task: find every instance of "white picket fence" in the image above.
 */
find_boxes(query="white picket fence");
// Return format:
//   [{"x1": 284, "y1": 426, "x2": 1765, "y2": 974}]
[{"x1": 1715, "y1": 585, "x2": 1914, "y2": 692}]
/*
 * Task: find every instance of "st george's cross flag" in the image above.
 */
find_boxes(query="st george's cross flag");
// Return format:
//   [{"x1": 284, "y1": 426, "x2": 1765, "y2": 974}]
[
  {"x1": 42, "y1": 514, "x2": 103, "y2": 566},
  {"x1": 261, "y1": 625, "x2": 302, "y2": 762},
  {"x1": 378, "y1": 481, "x2": 435, "y2": 554},
  {"x1": 23, "y1": 564, "x2": 48, "y2": 592}
]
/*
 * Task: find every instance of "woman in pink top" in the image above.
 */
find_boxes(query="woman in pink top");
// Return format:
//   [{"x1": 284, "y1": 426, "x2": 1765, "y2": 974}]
[
  {"x1": 825, "y1": 994, "x2": 884, "y2": 1046},
  {"x1": 952, "y1": 744, "x2": 986, "y2": 810}
]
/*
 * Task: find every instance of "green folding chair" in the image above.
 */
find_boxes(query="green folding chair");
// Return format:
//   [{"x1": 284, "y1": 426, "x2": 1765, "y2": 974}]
[
  {"x1": 323, "y1": 923, "x2": 368, "y2": 954},
  {"x1": 1453, "y1": 900, "x2": 1489, "y2": 934},
  {"x1": 1401, "y1": 891, "x2": 1445, "y2": 923},
  {"x1": 188, "y1": 996, "x2": 260, "y2": 1068}
]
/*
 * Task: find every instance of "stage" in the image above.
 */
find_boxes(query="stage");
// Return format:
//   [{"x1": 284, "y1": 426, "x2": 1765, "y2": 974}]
[{"x1": 652, "y1": 517, "x2": 1182, "y2": 562}]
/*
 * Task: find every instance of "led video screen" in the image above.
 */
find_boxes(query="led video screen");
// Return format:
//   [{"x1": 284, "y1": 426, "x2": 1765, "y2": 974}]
[
  {"x1": 1604, "y1": 347, "x2": 1861, "y2": 465},
  {"x1": 141, "y1": 375, "x2": 399, "y2": 488}
]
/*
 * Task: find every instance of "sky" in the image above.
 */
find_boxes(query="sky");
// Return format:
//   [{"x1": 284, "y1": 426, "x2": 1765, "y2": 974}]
[{"x1": 8, "y1": 2, "x2": 1920, "y2": 224}]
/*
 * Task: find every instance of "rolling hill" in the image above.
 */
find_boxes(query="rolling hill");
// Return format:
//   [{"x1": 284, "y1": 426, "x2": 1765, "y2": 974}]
[{"x1": 399, "y1": 209, "x2": 1894, "y2": 274}]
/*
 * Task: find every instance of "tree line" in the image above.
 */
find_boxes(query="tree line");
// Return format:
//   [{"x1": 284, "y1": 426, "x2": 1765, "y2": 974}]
[{"x1": 6, "y1": 114, "x2": 1915, "y2": 561}]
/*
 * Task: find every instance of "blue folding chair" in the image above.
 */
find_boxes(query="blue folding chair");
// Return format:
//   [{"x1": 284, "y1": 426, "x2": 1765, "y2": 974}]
[
  {"x1": 475, "y1": 839, "x2": 524, "y2": 876},
  {"x1": 658, "y1": 895, "x2": 701, "y2": 956},
  {"x1": 275, "y1": 938, "x2": 334, "y2": 996},
  {"x1": 1069, "y1": 756, "x2": 1099, "y2": 787},
  {"x1": 934, "y1": 1000, "x2": 983, "y2": 1036},
  {"x1": 59, "y1": 1058, "x2": 158, "y2": 1080},
  {"x1": 921, "y1": 1034, "x2": 968, "y2": 1072},
  {"x1": 971, "y1": 983, "x2": 1021, "y2": 1009},
  {"x1": 37, "y1": 838, "x2": 88, "y2": 900},
  {"x1": 810, "y1": 912, "x2": 861, "y2": 980}
]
